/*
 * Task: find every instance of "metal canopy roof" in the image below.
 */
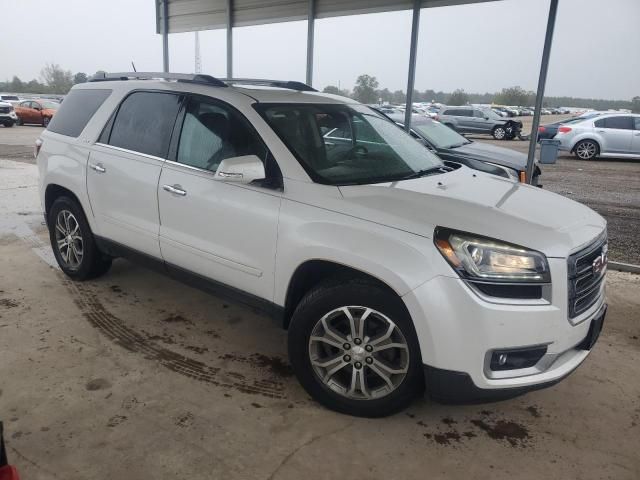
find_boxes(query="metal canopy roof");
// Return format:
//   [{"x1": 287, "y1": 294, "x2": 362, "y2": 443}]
[{"x1": 156, "y1": 0, "x2": 498, "y2": 33}]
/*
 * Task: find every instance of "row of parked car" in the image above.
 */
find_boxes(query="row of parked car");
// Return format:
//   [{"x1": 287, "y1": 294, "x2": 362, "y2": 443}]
[
  {"x1": 0, "y1": 93, "x2": 61, "y2": 128},
  {"x1": 492, "y1": 106, "x2": 571, "y2": 117}
]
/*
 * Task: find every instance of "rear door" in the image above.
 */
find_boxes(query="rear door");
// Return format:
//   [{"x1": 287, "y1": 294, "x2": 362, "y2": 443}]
[
  {"x1": 457, "y1": 109, "x2": 476, "y2": 131},
  {"x1": 88, "y1": 90, "x2": 182, "y2": 258},
  {"x1": 594, "y1": 116, "x2": 633, "y2": 154},
  {"x1": 158, "y1": 94, "x2": 282, "y2": 300}
]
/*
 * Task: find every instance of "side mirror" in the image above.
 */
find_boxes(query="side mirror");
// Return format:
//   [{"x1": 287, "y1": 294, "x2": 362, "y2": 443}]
[{"x1": 214, "y1": 155, "x2": 265, "y2": 184}]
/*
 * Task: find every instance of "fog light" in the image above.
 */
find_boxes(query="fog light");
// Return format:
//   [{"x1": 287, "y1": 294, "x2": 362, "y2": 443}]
[{"x1": 489, "y1": 346, "x2": 547, "y2": 371}]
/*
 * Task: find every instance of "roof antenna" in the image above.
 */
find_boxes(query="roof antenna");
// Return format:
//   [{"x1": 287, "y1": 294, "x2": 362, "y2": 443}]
[{"x1": 131, "y1": 61, "x2": 137, "y2": 72}]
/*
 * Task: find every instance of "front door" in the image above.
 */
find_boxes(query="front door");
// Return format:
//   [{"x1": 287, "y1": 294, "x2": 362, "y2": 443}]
[
  {"x1": 87, "y1": 90, "x2": 182, "y2": 258},
  {"x1": 158, "y1": 95, "x2": 282, "y2": 301}
]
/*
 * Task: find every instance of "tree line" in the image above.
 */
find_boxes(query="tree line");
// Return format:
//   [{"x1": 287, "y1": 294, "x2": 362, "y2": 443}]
[
  {"x1": 0, "y1": 64, "x2": 92, "y2": 95},
  {"x1": 325, "y1": 74, "x2": 640, "y2": 112}
]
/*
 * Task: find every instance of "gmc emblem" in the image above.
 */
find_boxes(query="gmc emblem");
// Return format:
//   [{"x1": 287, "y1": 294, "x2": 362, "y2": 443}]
[{"x1": 592, "y1": 244, "x2": 608, "y2": 276}]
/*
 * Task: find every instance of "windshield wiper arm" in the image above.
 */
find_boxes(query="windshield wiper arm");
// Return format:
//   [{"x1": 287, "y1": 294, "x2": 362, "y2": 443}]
[{"x1": 401, "y1": 166, "x2": 451, "y2": 180}]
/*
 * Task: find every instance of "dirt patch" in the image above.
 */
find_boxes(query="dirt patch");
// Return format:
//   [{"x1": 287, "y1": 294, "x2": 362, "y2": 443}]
[
  {"x1": 526, "y1": 405, "x2": 542, "y2": 418},
  {"x1": 162, "y1": 313, "x2": 192, "y2": 325},
  {"x1": 219, "y1": 352, "x2": 293, "y2": 378},
  {"x1": 470, "y1": 418, "x2": 530, "y2": 447},
  {"x1": 0, "y1": 298, "x2": 20, "y2": 308},
  {"x1": 85, "y1": 378, "x2": 112, "y2": 391}
]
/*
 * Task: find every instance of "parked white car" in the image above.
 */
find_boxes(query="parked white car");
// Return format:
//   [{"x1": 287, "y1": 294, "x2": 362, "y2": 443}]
[
  {"x1": 555, "y1": 113, "x2": 640, "y2": 160},
  {"x1": 37, "y1": 73, "x2": 608, "y2": 417}
]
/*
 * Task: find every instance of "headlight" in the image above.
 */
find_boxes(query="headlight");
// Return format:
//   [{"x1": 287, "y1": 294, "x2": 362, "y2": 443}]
[{"x1": 434, "y1": 228, "x2": 550, "y2": 283}]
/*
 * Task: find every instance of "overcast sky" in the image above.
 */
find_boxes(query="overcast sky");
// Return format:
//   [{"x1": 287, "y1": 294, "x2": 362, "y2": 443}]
[{"x1": 2, "y1": 0, "x2": 638, "y2": 100}]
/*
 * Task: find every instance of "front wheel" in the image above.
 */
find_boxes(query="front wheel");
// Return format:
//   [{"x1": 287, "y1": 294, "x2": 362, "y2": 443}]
[
  {"x1": 574, "y1": 140, "x2": 598, "y2": 160},
  {"x1": 288, "y1": 277, "x2": 424, "y2": 417},
  {"x1": 492, "y1": 126, "x2": 507, "y2": 140},
  {"x1": 43, "y1": 116, "x2": 51, "y2": 127},
  {"x1": 48, "y1": 196, "x2": 112, "y2": 280},
  {"x1": 16, "y1": 117, "x2": 23, "y2": 126}
]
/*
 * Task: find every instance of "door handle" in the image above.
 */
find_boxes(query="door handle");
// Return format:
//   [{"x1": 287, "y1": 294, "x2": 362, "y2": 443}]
[
  {"x1": 90, "y1": 163, "x2": 106, "y2": 173},
  {"x1": 163, "y1": 184, "x2": 187, "y2": 196},
  {"x1": 597, "y1": 130, "x2": 606, "y2": 133}
]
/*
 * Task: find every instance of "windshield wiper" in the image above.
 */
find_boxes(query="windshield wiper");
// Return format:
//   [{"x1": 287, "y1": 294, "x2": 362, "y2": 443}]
[
  {"x1": 448, "y1": 141, "x2": 470, "y2": 148},
  {"x1": 400, "y1": 166, "x2": 451, "y2": 180}
]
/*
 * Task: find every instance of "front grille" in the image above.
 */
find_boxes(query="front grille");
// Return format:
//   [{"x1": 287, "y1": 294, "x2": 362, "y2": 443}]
[
  {"x1": 567, "y1": 231, "x2": 607, "y2": 319},
  {"x1": 0, "y1": 106, "x2": 10, "y2": 114}
]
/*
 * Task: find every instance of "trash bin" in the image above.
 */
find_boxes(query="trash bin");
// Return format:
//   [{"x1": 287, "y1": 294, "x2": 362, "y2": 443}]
[{"x1": 539, "y1": 139, "x2": 561, "y2": 164}]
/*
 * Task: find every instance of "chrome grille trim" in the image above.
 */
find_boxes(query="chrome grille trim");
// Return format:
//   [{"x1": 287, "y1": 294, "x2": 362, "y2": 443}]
[{"x1": 567, "y1": 231, "x2": 607, "y2": 320}]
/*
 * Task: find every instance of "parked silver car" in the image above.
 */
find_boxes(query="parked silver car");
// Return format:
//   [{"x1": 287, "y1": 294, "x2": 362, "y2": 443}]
[
  {"x1": 437, "y1": 106, "x2": 523, "y2": 140},
  {"x1": 555, "y1": 113, "x2": 640, "y2": 160}
]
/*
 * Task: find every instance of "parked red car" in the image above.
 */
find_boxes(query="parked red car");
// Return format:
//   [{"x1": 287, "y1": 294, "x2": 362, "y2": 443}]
[{"x1": 15, "y1": 99, "x2": 59, "y2": 127}]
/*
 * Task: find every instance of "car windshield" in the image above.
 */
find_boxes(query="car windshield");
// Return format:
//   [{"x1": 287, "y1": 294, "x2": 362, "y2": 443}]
[
  {"x1": 40, "y1": 101, "x2": 60, "y2": 110},
  {"x1": 412, "y1": 121, "x2": 470, "y2": 149},
  {"x1": 258, "y1": 104, "x2": 444, "y2": 185},
  {"x1": 2, "y1": 95, "x2": 19, "y2": 101}
]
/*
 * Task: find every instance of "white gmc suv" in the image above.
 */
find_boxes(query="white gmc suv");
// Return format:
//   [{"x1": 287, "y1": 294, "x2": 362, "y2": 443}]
[{"x1": 37, "y1": 73, "x2": 608, "y2": 417}]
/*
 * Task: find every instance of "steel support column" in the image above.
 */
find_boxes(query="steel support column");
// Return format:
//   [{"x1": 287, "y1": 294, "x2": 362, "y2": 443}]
[
  {"x1": 526, "y1": 0, "x2": 559, "y2": 183},
  {"x1": 162, "y1": 0, "x2": 169, "y2": 72},
  {"x1": 404, "y1": 0, "x2": 421, "y2": 132},
  {"x1": 227, "y1": 0, "x2": 233, "y2": 78},
  {"x1": 306, "y1": 0, "x2": 316, "y2": 86}
]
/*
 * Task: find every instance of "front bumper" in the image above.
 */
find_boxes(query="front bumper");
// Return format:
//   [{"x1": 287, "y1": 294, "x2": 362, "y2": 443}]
[
  {"x1": 402, "y1": 260, "x2": 606, "y2": 401},
  {"x1": 423, "y1": 304, "x2": 606, "y2": 403}
]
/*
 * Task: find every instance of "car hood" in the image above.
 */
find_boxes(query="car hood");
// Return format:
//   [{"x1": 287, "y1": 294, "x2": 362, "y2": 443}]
[
  {"x1": 448, "y1": 141, "x2": 528, "y2": 170},
  {"x1": 337, "y1": 167, "x2": 605, "y2": 257}
]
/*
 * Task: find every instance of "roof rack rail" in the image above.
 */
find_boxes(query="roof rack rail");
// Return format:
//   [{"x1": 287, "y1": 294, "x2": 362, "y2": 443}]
[
  {"x1": 220, "y1": 78, "x2": 317, "y2": 92},
  {"x1": 89, "y1": 72, "x2": 227, "y2": 87}
]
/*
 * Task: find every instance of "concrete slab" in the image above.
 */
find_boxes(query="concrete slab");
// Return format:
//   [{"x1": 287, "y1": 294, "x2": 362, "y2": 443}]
[{"x1": 1, "y1": 159, "x2": 639, "y2": 480}]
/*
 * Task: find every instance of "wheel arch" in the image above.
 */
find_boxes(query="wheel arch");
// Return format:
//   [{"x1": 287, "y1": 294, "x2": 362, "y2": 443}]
[
  {"x1": 282, "y1": 259, "x2": 405, "y2": 329},
  {"x1": 45, "y1": 184, "x2": 86, "y2": 227},
  {"x1": 571, "y1": 137, "x2": 601, "y2": 154}
]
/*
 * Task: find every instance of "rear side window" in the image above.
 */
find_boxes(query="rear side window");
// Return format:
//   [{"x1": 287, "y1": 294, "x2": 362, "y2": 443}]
[
  {"x1": 108, "y1": 91, "x2": 182, "y2": 158},
  {"x1": 47, "y1": 89, "x2": 112, "y2": 137},
  {"x1": 595, "y1": 116, "x2": 633, "y2": 130}
]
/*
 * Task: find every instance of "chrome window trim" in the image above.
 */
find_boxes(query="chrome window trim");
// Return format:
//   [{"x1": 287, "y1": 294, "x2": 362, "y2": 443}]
[{"x1": 94, "y1": 142, "x2": 166, "y2": 163}]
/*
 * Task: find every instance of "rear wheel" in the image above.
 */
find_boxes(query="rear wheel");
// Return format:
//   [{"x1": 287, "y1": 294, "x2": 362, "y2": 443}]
[
  {"x1": 288, "y1": 277, "x2": 423, "y2": 417},
  {"x1": 574, "y1": 140, "x2": 598, "y2": 160},
  {"x1": 48, "y1": 196, "x2": 112, "y2": 280}
]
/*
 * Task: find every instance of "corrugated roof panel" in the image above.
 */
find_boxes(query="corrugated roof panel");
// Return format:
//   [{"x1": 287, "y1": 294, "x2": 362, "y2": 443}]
[
  {"x1": 163, "y1": 0, "x2": 501, "y2": 34},
  {"x1": 234, "y1": 0, "x2": 308, "y2": 27}
]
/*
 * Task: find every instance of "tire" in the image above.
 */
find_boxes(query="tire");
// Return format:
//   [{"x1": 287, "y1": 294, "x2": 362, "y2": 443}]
[
  {"x1": 288, "y1": 276, "x2": 424, "y2": 417},
  {"x1": 574, "y1": 139, "x2": 599, "y2": 160},
  {"x1": 492, "y1": 126, "x2": 507, "y2": 140},
  {"x1": 43, "y1": 116, "x2": 51, "y2": 128},
  {"x1": 16, "y1": 117, "x2": 23, "y2": 126},
  {"x1": 48, "y1": 196, "x2": 112, "y2": 280}
]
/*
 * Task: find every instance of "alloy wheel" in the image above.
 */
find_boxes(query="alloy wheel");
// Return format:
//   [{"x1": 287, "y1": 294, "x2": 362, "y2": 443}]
[
  {"x1": 576, "y1": 142, "x2": 597, "y2": 159},
  {"x1": 54, "y1": 210, "x2": 84, "y2": 270},
  {"x1": 493, "y1": 127, "x2": 506, "y2": 139},
  {"x1": 308, "y1": 306, "x2": 410, "y2": 400}
]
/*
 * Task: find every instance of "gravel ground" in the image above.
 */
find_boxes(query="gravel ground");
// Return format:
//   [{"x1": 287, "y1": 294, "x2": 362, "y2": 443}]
[{"x1": 1, "y1": 120, "x2": 638, "y2": 264}]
